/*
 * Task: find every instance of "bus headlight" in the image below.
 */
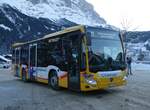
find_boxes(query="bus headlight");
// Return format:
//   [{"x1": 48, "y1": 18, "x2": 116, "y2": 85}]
[
  {"x1": 84, "y1": 74, "x2": 97, "y2": 85},
  {"x1": 123, "y1": 76, "x2": 127, "y2": 81},
  {"x1": 85, "y1": 79, "x2": 97, "y2": 85}
]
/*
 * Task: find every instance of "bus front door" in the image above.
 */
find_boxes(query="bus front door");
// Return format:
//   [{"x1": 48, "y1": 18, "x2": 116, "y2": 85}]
[{"x1": 63, "y1": 40, "x2": 80, "y2": 91}]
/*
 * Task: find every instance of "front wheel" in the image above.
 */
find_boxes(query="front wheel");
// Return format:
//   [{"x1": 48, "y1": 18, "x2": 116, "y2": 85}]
[{"x1": 48, "y1": 71, "x2": 60, "y2": 90}]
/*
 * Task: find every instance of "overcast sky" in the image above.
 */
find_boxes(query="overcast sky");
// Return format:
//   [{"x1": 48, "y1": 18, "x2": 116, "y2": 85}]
[{"x1": 86, "y1": 0, "x2": 150, "y2": 31}]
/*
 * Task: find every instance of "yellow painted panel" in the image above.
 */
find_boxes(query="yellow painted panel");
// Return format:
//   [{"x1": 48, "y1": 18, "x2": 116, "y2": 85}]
[
  {"x1": 59, "y1": 75, "x2": 68, "y2": 88},
  {"x1": 37, "y1": 77, "x2": 48, "y2": 84},
  {"x1": 20, "y1": 65, "x2": 22, "y2": 78}
]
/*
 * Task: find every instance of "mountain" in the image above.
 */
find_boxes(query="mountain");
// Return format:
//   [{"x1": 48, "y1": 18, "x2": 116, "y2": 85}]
[
  {"x1": 0, "y1": 0, "x2": 107, "y2": 54},
  {"x1": 0, "y1": 4, "x2": 76, "y2": 53},
  {"x1": 125, "y1": 31, "x2": 150, "y2": 43},
  {"x1": 0, "y1": 0, "x2": 106, "y2": 26},
  {"x1": 125, "y1": 31, "x2": 150, "y2": 61}
]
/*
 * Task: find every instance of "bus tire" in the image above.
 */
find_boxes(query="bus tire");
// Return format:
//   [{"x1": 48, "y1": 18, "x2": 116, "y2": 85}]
[
  {"x1": 48, "y1": 71, "x2": 60, "y2": 90},
  {"x1": 22, "y1": 68, "x2": 27, "y2": 82}
]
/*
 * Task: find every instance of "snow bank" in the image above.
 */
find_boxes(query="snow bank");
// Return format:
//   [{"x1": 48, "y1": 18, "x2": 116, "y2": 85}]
[{"x1": 132, "y1": 63, "x2": 150, "y2": 71}]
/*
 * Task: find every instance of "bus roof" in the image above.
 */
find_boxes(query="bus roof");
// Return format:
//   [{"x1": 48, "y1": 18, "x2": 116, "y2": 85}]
[{"x1": 12, "y1": 25, "x2": 85, "y2": 48}]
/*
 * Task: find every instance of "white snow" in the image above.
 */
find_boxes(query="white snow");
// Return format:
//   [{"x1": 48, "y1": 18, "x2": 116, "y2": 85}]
[
  {"x1": 0, "y1": 55, "x2": 11, "y2": 62},
  {"x1": 0, "y1": 0, "x2": 105, "y2": 26},
  {"x1": 51, "y1": 28, "x2": 55, "y2": 31},
  {"x1": 44, "y1": 25, "x2": 49, "y2": 30},
  {"x1": 0, "y1": 6, "x2": 16, "y2": 24},
  {"x1": 27, "y1": 26, "x2": 30, "y2": 31},
  {"x1": 132, "y1": 63, "x2": 150, "y2": 71},
  {"x1": 141, "y1": 47, "x2": 146, "y2": 51},
  {"x1": 37, "y1": 32, "x2": 41, "y2": 35},
  {"x1": 0, "y1": 24, "x2": 11, "y2": 31}
]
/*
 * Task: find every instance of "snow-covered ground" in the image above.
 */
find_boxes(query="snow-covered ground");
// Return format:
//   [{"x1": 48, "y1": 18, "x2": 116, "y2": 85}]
[
  {"x1": 132, "y1": 63, "x2": 150, "y2": 71},
  {"x1": 0, "y1": 68, "x2": 150, "y2": 110}
]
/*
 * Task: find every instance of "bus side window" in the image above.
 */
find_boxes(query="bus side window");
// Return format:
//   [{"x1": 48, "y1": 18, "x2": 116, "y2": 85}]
[
  {"x1": 20, "y1": 46, "x2": 28, "y2": 65},
  {"x1": 37, "y1": 40, "x2": 64, "y2": 68},
  {"x1": 16, "y1": 49, "x2": 20, "y2": 64},
  {"x1": 37, "y1": 42, "x2": 48, "y2": 67},
  {"x1": 47, "y1": 39, "x2": 67, "y2": 70}
]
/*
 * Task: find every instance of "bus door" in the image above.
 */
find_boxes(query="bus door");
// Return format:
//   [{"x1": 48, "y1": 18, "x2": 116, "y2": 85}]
[
  {"x1": 29, "y1": 44, "x2": 37, "y2": 80},
  {"x1": 15, "y1": 47, "x2": 21, "y2": 77},
  {"x1": 63, "y1": 39, "x2": 80, "y2": 91}
]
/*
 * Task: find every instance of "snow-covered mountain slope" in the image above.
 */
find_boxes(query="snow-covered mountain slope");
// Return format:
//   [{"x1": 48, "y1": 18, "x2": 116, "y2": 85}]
[
  {"x1": 0, "y1": 0, "x2": 106, "y2": 26},
  {"x1": 0, "y1": 0, "x2": 107, "y2": 54},
  {"x1": 0, "y1": 4, "x2": 74, "y2": 54}
]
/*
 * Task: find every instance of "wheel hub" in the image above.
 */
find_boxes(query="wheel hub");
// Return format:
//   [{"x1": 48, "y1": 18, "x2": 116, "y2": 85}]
[{"x1": 51, "y1": 76, "x2": 57, "y2": 86}]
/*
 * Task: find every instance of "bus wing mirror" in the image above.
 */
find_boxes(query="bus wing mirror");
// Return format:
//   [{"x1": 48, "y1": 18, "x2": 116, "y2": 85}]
[{"x1": 86, "y1": 32, "x2": 91, "y2": 46}]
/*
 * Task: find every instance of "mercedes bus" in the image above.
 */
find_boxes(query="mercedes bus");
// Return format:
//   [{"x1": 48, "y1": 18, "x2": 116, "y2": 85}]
[{"x1": 12, "y1": 25, "x2": 127, "y2": 91}]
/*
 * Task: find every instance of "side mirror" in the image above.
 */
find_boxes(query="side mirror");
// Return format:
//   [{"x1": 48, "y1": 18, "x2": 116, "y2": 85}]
[{"x1": 86, "y1": 32, "x2": 92, "y2": 46}]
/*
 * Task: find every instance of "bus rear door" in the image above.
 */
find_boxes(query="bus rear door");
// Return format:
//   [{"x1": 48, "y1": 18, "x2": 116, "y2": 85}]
[{"x1": 29, "y1": 44, "x2": 37, "y2": 80}]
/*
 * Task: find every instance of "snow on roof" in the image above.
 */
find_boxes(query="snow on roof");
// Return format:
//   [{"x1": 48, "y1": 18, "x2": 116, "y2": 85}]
[
  {"x1": 0, "y1": 55, "x2": 11, "y2": 62},
  {"x1": 141, "y1": 47, "x2": 147, "y2": 51}
]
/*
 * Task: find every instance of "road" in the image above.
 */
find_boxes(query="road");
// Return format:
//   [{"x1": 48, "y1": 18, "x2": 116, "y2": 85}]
[{"x1": 0, "y1": 69, "x2": 150, "y2": 110}]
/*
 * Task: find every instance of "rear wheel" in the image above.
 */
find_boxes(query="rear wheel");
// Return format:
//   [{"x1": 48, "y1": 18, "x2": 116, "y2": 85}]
[
  {"x1": 3, "y1": 66, "x2": 6, "y2": 68},
  {"x1": 48, "y1": 71, "x2": 60, "y2": 90}
]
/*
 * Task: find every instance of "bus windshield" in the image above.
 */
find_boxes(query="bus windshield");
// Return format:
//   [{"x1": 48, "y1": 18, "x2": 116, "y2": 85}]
[{"x1": 87, "y1": 28, "x2": 125, "y2": 72}]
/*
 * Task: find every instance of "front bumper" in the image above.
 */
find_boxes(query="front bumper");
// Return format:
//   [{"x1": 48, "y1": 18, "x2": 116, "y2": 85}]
[
  {"x1": 80, "y1": 75, "x2": 127, "y2": 91},
  {"x1": 96, "y1": 76, "x2": 127, "y2": 89}
]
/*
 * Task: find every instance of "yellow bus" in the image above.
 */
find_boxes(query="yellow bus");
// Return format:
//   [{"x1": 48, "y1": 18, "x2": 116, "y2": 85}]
[{"x1": 12, "y1": 25, "x2": 127, "y2": 91}]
